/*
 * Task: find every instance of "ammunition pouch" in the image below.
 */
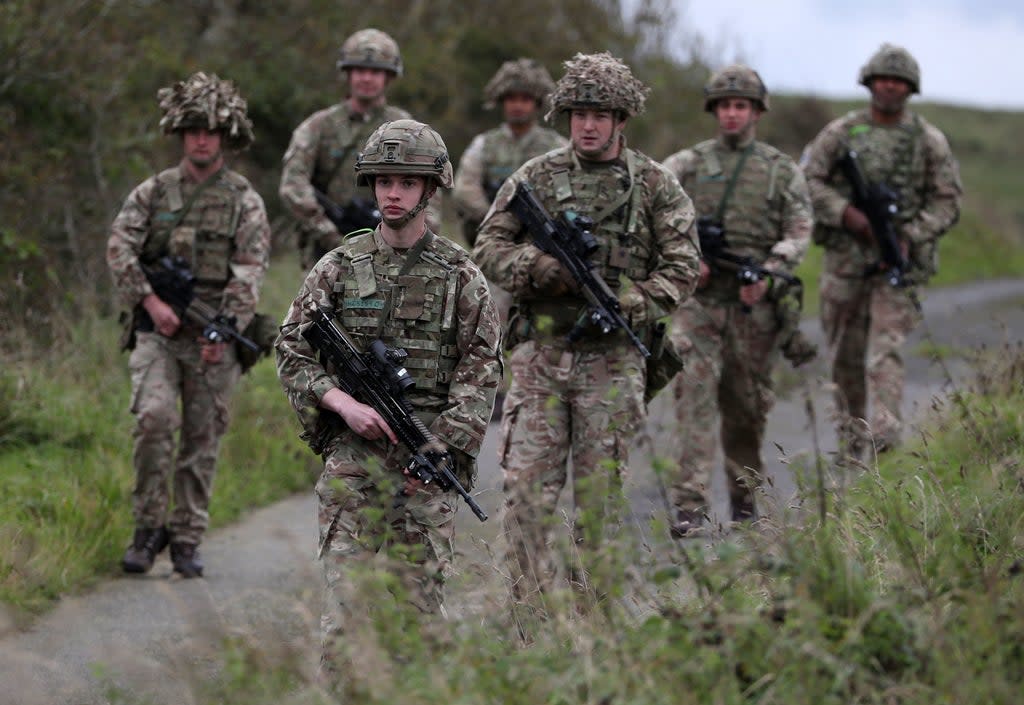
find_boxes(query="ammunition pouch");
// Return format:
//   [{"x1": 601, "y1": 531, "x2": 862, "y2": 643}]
[
  {"x1": 236, "y1": 312, "x2": 278, "y2": 374},
  {"x1": 644, "y1": 320, "x2": 684, "y2": 404}
]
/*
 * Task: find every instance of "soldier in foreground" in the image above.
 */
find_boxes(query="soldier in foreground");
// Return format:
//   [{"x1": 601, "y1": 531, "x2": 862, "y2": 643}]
[
  {"x1": 453, "y1": 57, "x2": 567, "y2": 247},
  {"x1": 280, "y1": 28, "x2": 414, "y2": 268},
  {"x1": 473, "y1": 52, "x2": 700, "y2": 604},
  {"x1": 276, "y1": 120, "x2": 501, "y2": 689},
  {"x1": 662, "y1": 65, "x2": 813, "y2": 535},
  {"x1": 107, "y1": 72, "x2": 271, "y2": 578},
  {"x1": 801, "y1": 44, "x2": 961, "y2": 459}
]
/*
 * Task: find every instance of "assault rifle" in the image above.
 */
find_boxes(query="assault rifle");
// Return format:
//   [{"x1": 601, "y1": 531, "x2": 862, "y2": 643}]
[
  {"x1": 508, "y1": 181, "x2": 650, "y2": 358},
  {"x1": 315, "y1": 189, "x2": 381, "y2": 235},
  {"x1": 139, "y1": 256, "x2": 259, "y2": 351},
  {"x1": 837, "y1": 149, "x2": 908, "y2": 288},
  {"x1": 697, "y1": 216, "x2": 801, "y2": 309},
  {"x1": 302, "y1": 307, "x2": 488, "y2": 522}
]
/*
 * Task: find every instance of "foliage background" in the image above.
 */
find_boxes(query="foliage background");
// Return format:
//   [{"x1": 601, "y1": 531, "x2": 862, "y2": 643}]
[{"x1": 4, "y1": 0, "x2": 1021, "y2": 342}]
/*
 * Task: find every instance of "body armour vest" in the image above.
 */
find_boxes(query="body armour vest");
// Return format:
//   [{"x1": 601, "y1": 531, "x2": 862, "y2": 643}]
[
  {"x1": 313, "y1": 103, "x2": 410, "y2": 206},
  {"x1": 142, "y1": 166, "x2": 246, "y2": 305},
  {"x1": 519, "y1": 146, "x2": 657, "y2": 341},
  {"x1": 330, "y1": 231, "x2": 463, "y2": 402},
  {"x1": 480, "y1": 125, "x2": 565, "y2": 196},
  {"x1": 815, "y1": 109, "x2": 924, "y2": 244},
  {"x1": 691, "y1": 139, "x2": 791, "y2": 302}
]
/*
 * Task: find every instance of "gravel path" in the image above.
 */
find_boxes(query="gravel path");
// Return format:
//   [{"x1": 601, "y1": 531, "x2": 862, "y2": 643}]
[{"x1": 2, "y1": 278, "x2": 1022, "y2": 705}]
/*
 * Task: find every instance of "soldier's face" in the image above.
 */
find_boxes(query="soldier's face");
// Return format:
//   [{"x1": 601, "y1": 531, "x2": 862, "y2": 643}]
[
  {"x1": 182, "y1": 128, "x2": 223, "y2": 169},
  {"x1": 570, "y1": 109, "x2": 625, "y2": 160},
  {"x1": 714, "y1": 98, "x2": 760, "y2": 139},
  {"x1": 374, "y1": 174, "x2": 427, "y2": 225},
  {"x1": 502, "y1": 92, "x2": 539, "y2": 125},
  {"x1": 869, "y1": 76, "x2": 911, "y2": 114},
  {"x1": 347, "y1": 67, "x2": 391, "y2": 102}
]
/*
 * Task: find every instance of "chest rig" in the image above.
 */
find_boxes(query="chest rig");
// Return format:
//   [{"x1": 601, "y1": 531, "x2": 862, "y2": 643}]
[
  {"x1": 330, "y1": 231, "x2": 462, "y2": 397},
  {"x1": 546, "y1": 148, "x2": 654, "y2": 284},
  {"x1": 313, "y1": 105, "x2": 397, "y2": 205},
  {"x1": 142, "y1": 167, "x2": 242, "y2": 288},
  {"x1": 844, "y1": 113, "x2": 924, "y2": 224},
  {"x1": 693, "y1": 140, "x2": 785, "y2": 256}
]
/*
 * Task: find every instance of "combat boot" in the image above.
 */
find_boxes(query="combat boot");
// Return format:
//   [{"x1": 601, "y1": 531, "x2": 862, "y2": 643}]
[
  {"x1": 731, "y1": 496, "x2": 756, "y2": 525},
  {"x1": 170, "y1": 542, "x2": 204, "y2": 578},
  {"x1": 122, "y1": 526, "x2": 169, "y2": 574}
]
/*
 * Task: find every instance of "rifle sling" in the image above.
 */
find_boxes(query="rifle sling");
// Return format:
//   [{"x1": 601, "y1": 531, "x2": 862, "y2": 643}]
[{"x1": 712, "y1": 142, "x2": 754, "y2": 224}]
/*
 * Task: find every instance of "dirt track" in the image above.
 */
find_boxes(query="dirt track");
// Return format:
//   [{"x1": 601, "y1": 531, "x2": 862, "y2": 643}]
[{"x1": 2, "y1": 278, "x2": 1023, "y2": 705}]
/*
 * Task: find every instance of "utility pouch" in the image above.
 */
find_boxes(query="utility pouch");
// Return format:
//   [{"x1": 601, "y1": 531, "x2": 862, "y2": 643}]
[
  {"x1": 236, "y1": 312, "x2": 278, "y2": 374},
  {"x1": 644, "y1": 321, "x2": 684, "y2": 403}
]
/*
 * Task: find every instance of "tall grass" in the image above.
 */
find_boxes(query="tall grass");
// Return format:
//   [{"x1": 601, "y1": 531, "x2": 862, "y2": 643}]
[
  {"x1": 0, "y1": 255, "x2": 313, "y2": 617},
  {"x1": 79, "y1": 342, "x2": 1024, "y2": 704}
]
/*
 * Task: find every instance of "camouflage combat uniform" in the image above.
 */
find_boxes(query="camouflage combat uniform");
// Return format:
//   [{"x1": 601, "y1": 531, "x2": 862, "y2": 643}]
[
  {"x1": 453, "y1": 123, "x2": 567, "y2": 246},
  {"x1": 453, "y1": 57, "x2": 567, "y2": 247},
  {"x1": 279, "y1": 28, "x2": 438, "y2": 267},
  {"x1": 802, "y1": 45, "x2": 961, "y2": 453},
  {"x1": 107, "y1": 73, "x2": 270, "y2": 561},
  {"x1": 276, "y1": 120, "x2": 501, "y2": 685},
  {"x1": 280, "y1": 100, "x2": 411, "y2": 266},
  {"x1": 473, "y1": 53, "x2": 700, "y2": 599},
  {"x1": 662, "y1": 65, "x2": 812, "y2": 524}
]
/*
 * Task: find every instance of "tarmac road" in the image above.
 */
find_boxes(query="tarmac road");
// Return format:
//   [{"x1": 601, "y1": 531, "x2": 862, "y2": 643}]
[{"x1": 2, "y1": 278, "x2": 1022, "y2": 705}]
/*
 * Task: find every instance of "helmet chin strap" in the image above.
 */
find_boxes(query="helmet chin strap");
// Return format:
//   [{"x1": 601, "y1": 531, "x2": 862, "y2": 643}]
[{"x1": 378, "y1": 182, "x2": 436, "y2": 229}]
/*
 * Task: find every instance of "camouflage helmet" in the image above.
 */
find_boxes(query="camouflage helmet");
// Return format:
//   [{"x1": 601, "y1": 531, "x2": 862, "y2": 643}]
[
  {"x1": 546, "y1": 51, "x2": 650, "y2": 122},
  {"x1": 483, "y1": 58, "x2": 556, "y2": 109},
  {"x1": 337, "y1": 28, "x2": 403, "y2": 77},
  {"x1": 703, "y1": 64, "x2": 770, "y2": 112},
  {"x1": 858, "y1": 43, "x2": 920, "y2": 94},
  {"x1": 157, "y1": 72, "x2": 254, "y2": 150},
  {"x1": 354, "y1": 119, "x2": 453, "y2": 188}
]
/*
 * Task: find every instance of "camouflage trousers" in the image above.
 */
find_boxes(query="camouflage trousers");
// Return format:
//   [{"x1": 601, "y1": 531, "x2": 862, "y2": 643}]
[
  {"x1": 316, "y1": 430, "x2": 457, "y2": 689},
  {"x1": 128, "y1": 331, "x2": 240, "y2": 545},
  {"x1": 669, "y1": 297, "x2": 780, "y2": 515},
  {"x1": 820, "y1": 271, "x2": 922, "y2": 454},
  {"x1": 499, "y1": 340, "x2": 645, "y2": 600}
]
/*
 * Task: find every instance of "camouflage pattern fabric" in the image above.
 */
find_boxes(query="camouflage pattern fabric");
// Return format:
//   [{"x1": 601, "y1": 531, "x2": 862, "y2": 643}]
[
  {"x1": 107, "y1": 163, "x2": 271, "y2": 544},
  {"x1": 473, "y1": 143, "x2": 699, "y2": 597},
  {"x1": 279, "y1": 101, "x2": 443, "y2": 267},
  {"x1": 662, "y1": 135, "x2": 812, "y2": 515},
  {"x1": 275, "y1": 227, "x2": 501, "y2": 682},
  {"x1": 453, "y1": 123, "x2": 567, "y2": 246},
  {"x1": 802, "y1": 108, "x2": 961, "y2": 451},
  {"x1": 157, "y1": 71, "x2": 254, "y2": 150}
]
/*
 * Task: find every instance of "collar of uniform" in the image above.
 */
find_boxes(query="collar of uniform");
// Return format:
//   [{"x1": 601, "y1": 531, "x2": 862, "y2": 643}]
[
  {"x1": 373, "y1": 226, "x2": 435, "y2": 257},
  {"x1": 715, "y1": 133, "x2": 756, "y2": 152},
  {"x1": 344, "y1": 101, "x2": 385, "y2": 123},
  {"x1": 500, "y1": 121, "x2": 538, "y2": 140}
]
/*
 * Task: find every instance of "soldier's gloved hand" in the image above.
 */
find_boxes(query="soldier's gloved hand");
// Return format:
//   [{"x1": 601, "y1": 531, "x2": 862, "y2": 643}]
[
  {"x1": 531, "y1": 254, "x2": 576, "y2": 296},
  {"x1": 619, "y1": 287, "x2": 648, "y2": 327},
  {"x1": 841, "y1": 205, "x2": 874, "y2": 245}
]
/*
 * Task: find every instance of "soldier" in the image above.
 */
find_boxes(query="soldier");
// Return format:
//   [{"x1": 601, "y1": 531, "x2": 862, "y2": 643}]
[
  {"x1": 107, "y1": 72, "x2": 271, "y2": 578},
  {"x1": 453, "y1": 57, "x2": 567, "y2": 247},
  {"x1": 662, "y1": 65, "x2": 814, "y2": 536},
  {"x1": 473, "y1": 52, "x2": 700, "y2": 601},
  {"x1": 276, "y1": 120, "x2": 501, "y2": 687},
  {"x1": 802, "y1": 44, "x2": 961, "y2": 458},
  {"x1": 280, "y1": 28, "x2": 430, "y2": 268}
]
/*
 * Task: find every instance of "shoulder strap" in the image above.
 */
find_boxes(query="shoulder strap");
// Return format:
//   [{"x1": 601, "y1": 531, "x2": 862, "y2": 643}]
[
  {"x1": 589, "y1": 149, "x2": 638, "y2": 226},
  {"x1": 145, "y1": 166, "x2": 225, "y2": 260},
  {"x1": 713, "y1": 142, "x2": 754, "y2": 223}
]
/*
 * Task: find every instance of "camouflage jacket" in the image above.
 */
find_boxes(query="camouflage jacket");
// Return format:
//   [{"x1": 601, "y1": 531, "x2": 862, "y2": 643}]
[
  {"x1": 473, "y1": 143, "x2": 700, "y2": 345},
  {"x1": 279, "y1": 101, "x2": 411, "y2": 236},
  {"x1": 801, "y1": 108, "x2": 962, "y2": 280},
  {"x1": 453, "y1": 123, "x2": 568, "y2": 226},
  {"x1": 106, "y1": 161, "x2": 270, "y2": 330},
  {"x1": 276, "y1": 228, "x2": 502, "y2": 464},
  {"x1": 663, "y1": 135, "x2": 812, "y2": 303}
]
